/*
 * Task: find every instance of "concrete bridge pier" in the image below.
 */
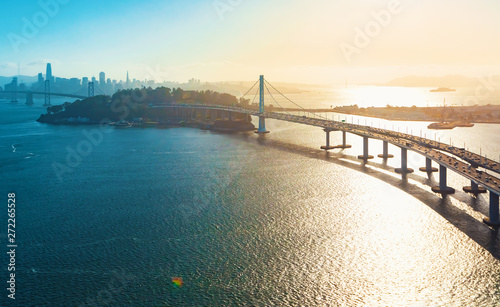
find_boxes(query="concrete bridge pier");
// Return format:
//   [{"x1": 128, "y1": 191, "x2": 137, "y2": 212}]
[
  {"x1": 463, "y1": 180, "x2": 487, "y2": 195},
  {"x1": 11, "y1": 91, "x2": 18, "y2": 102},
  {"x1": 484, "y1": 192, "x2": 500, "y2": 227},
  {"x1": 255, "y1": 116, "x2": 270, "y2": 134},
  {"x1": 419, "y1": 157, "x2": 438, "y2": 173},
  {"x1": 431, "y1": 165, "x2": 455, "y2": 195},
  {"x1": 25, "y1": 91, "x2": 34, "y2": 105},
  {"x1": 321, "y1": 129, "x2": 336, "y2": 150},
  {"x1": 357, "y1": 136, "x2": 374, "y2": 160},
  {"x1": 334, "y1": 131, "x2": 352, "y2": 149},
  {"x1": 377, "y1": 140, "x2": 394, "y2": 159},
  {"x1": 395, "y1": 147, "x2": 414, "y2": 174}
]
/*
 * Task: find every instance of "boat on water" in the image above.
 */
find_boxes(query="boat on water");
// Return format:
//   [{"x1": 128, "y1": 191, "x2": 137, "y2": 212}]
[
  {"x1": 111, "y1": 120, "x2": 132, "y2": 127},
  {"x1": 430, "y1": 87, "x2": 456, "y2": 92},
  {"x1": 427, "y1": 122, "x2": 456, "y2": 129}
]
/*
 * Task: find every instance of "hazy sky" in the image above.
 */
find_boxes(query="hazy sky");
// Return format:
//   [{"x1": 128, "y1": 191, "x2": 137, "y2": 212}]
[{"x1": 1, "y1": 0, "x2": 500, "y2": 84}]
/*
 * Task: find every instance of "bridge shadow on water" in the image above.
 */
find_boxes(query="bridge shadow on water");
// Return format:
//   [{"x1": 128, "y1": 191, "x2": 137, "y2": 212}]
[{"x1": 228, "y1": 133, "x2": 500, "y2": 259}]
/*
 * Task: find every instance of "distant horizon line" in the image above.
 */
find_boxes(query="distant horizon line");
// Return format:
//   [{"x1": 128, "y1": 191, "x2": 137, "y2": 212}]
[{"x1": 1, "y1": 73, "x2": 497, "y2": 88}]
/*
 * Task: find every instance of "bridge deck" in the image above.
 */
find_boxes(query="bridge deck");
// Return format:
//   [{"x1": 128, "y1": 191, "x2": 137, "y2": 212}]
[
  {"x1": 2, "y1": 90, "x2": 87, "y2": 99},
  {"x1": 158, "y1": 104, "x2": 500, "y2": 195}
]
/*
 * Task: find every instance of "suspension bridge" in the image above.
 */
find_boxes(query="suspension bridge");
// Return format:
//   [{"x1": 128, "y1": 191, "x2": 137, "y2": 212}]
[
  {"x1": 3, "y1": 79, "x2": 106, "y2": 106},
  {"x1": 6, "y1": 74, "x2": 500, "y2": 227},
  {"x1": 158, "y1": 75, "x2": 500, "y2": 227}
]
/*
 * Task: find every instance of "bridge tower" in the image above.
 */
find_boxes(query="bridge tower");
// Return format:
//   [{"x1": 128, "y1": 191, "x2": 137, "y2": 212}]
[
  {"x1": 44, "y1": 80, "x2": 51, "y2": 106},
  {"x1": 88, "y1": 82, "x2": 95, "y2": 97},
  {"x1": 11, "y1": 77, "x2": 18, "y2": 102},
  {"x1": 255, "y1": 75, "x2": 269, "y2": 134}
]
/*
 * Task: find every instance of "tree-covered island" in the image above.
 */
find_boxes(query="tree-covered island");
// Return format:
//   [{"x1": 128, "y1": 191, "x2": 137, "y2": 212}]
[{"x1": 37, "y1": 87, "x2": 256, "y2": 131}]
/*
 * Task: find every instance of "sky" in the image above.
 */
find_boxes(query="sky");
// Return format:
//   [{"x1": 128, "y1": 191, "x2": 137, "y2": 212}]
[{"x1": 1, "y1": 0, "x2": 500, "y2": 84}]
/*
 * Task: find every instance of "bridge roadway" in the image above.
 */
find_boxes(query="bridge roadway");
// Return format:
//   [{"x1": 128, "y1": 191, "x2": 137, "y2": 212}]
[
  {"x1": 2, "y1": 90, "x2": 87, "y2": 99},
  {"x1": 166, "y1": 104, "x2": 500, "y2": 195}
]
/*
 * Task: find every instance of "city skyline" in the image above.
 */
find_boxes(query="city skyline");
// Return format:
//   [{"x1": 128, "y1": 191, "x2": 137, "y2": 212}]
[
  {"x1": 2, "y1": 0, "x2": 500, "y2": 84},
  {"x1": 6, "y1": 62, "x2": 147, "y2": 87}
]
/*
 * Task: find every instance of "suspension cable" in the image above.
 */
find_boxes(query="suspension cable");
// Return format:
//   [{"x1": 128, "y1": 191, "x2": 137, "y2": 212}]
[
  {"x1": 250, "y1": 85, "x2": 259, "y2": 106},
  {"x1": 240, "y1": 79, "x2": 260, "y2": 99},
  {"x1": 264, "y1": 79, "x2": 328, "y2": 120},
  {"x1": 264, "y1": 82, "x2": 291, "y2": 115}
]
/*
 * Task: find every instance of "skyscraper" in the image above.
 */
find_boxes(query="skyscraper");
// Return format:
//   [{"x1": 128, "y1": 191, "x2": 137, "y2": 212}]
[
  {"x1": 38, "y1": 73, "x2": 44, "y2": 85},
  {"x1": 99, "y1": 72, "x2": 105, "y2": 86},
  {"x1": 126, "y1": 71, "x2": 130, "y2": 89},
  {"x1": 46, "y1": 63, "x2": 53, "y2": 83}
]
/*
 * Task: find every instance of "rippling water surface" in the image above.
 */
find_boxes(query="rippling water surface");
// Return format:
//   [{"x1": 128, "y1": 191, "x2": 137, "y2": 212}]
[{"x1": 1, "y1": 96, "x2": 500, "y2": 306}]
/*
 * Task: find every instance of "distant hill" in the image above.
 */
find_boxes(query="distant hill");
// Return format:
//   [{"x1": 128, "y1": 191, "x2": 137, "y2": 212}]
[{"x1": 382, "y1": 75, "x2": 481, "y2": 87}]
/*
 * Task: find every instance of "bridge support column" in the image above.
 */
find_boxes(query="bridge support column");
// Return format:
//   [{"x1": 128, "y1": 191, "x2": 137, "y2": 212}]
[
  {"x1": 321, "y1": 129, "x2": 335, "y2": 150},
  {"x1": 357, "y1": 136, "x2": 374, "y2": 160},
  {"x1": 463, "y1": 180, "x2": 487, "y2": 195},
  {"x1": 255, "y1": 75, "x2": 269, "y2": 134},
  {"x1": 333, "y1": 131, "x2": 352, "y2": 149},
  {"x1": 419, "y1": 157, "x2": 438, "y2": 173},
  {"x1": 484, "y1": 192, "x2": 500, "y2": 227},
  {"x1": 395, "y1": 147, "x2": 414, "y2": 174},
  {"x1": 25, "y1": 91, "x2": 33, "y2": 105},
  {"x1": 11, "y1": 91, "x2": 18, "y2": 103},
  {"x1": 377, "y1": 140, "x2": 394, "y2": 159},
  {"x1": 431, "y1": 165, "x2": 455, "y2": 195}
]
